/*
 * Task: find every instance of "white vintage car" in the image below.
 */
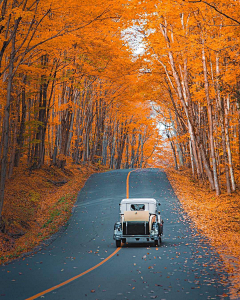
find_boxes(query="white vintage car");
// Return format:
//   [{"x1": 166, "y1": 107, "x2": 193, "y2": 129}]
[{"x1": 113, "y1": 198, "x2": 163, "y2": 247}]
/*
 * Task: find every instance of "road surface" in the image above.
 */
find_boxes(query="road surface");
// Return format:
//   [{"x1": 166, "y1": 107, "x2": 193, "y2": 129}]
[{"x1": 0, "y1": 169, "x2": 230, "y2": 299}]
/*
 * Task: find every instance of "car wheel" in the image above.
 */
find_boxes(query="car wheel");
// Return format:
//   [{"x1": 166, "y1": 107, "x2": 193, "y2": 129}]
[
  {"x1": 155, "y1": 237, "x2": 161, "y2": 247},
  {"x1": 116, "y1": 240, "x2": 121, "y2": 247}
]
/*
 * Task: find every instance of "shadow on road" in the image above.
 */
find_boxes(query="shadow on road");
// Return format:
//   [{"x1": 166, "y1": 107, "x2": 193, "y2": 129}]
[{"x1": 121, "y1": 241, "x2": 163, "y2": 248}]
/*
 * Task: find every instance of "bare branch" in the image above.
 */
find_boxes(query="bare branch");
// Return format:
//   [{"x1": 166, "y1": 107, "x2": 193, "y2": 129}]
[{"x1": 186, "y1": 0, "x2": 240, "y2": 25}]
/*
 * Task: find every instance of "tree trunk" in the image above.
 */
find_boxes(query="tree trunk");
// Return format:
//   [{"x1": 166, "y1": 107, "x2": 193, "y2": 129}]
[
  {"x1": 224, "y1": 96, "x2": 236, "y2": 192},
  {"x1": 214, "y1": 55, "x2": 231, "y2": 193},
  {"x1": 8, "y1": 102, "x2": 19, "y2": 178},
  {"x1": 0, "y1": 28, "x2": 15, "y2": 222},
  {"x1": 168, "y1": 133, "x2": 178, "y2": 170},
  {"x1": 125, "y1": 136, "x2": 129, "y2": 169},
  {"x1": 115, "y1": 124, "x2": 127, "y2": 169},
  {"x1": 189, "y1": 139, "x2": 195, "y2": 176},
  {"x1": 130, "y1": 132, "x2": 136, "y2": 168},
  {"x1": 139, "y1": 128, "x2": 147, "y2": 168},
  {"x1": 31, "y1": 55, "x2": 49, "y2": 169},
  {"x1": 202, "y1": 44, "x2": 220, "y2": 195},
  {"x1": 110, "y1": 122, "x2": 117, "y2": 169},
  {"x1": 14, "y1": 82, "x2": 27, "y2": 167},
  {"x1": 169, "y1": 108, "x2": 183, "y2": 167},
  {"x1": 102, "y1": 124, "x2": 108, "y2": 166}
]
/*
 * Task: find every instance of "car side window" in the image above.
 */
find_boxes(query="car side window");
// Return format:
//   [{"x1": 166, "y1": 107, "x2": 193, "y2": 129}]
[{"x1": 130, "y1": 204, "x2": 145, "y2": 211}]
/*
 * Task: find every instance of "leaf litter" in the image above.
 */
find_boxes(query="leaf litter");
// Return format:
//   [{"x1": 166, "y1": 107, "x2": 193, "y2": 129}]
[{"x1": 166, "y1": 167, "x2": 240, "y2": 299}]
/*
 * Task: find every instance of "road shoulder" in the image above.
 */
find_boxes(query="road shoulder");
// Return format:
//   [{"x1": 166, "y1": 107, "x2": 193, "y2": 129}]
[{"x1": 165, "y1": 167, "x2": 240, "y2": 299}]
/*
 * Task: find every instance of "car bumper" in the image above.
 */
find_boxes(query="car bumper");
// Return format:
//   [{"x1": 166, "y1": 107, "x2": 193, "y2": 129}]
[{"x1": 113, "y1": 232, "x2": 160, "y2": 241}]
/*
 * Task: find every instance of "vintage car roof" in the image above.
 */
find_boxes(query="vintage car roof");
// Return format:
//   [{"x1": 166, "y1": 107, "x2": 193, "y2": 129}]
[{"x1": 120, "y1": 198, "x2": 157, "y2": 204}]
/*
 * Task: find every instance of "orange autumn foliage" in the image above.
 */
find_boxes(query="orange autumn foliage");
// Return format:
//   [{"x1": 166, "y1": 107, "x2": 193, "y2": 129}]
[
  {"x1": 0, "y1": 0, "x2": 161, "y2": 221},
  {"x1": 0, "y1": 0, "x2": 240, "y2": 297}
]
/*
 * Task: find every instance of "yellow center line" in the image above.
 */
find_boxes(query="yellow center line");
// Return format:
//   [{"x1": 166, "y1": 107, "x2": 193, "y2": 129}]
[
  {"x1": 126, "y1": 169, "x2": 138, "y2": 198},
  {"x1": 25, "y1": 247, "x2": 121, "y2": 300},
  {"x1": 26, "y1": 169, "x2": 137, "y2": 300}
]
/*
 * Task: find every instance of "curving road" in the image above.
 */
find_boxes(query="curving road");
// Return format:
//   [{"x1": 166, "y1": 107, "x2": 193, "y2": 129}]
[{"x1": 0, "y1": 169, "x2": 230, "y2": 299}]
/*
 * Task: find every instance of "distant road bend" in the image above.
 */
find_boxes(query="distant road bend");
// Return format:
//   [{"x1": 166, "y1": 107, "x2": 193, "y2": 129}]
[{"x1": 0, "y1": 168, "x2": 230, "y2": 300}]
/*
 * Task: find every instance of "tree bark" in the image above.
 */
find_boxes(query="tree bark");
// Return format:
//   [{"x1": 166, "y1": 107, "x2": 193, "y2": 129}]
[
  {"x1": 0, "y1": 25, "x2": 15, "y2": 221},
  {"x1": 202, "y1": 43, "x2": 220, "y2": 195},
  {"x1": 224, "y1": 96, "x2": 236, "y2": 192},
  {"x1": 214, "y1": 55, "x2": 231, "y2": 193},
  {"x1": 14, "y1": 80, "x2": 27, "y2": 167}
]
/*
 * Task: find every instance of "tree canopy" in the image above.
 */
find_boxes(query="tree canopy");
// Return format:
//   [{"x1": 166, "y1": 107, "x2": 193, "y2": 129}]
[{"x1": 1, "y1": 0, "x2": 240, "y2": 222}]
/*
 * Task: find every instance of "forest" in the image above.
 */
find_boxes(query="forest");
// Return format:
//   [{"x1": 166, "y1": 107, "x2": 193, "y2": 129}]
[{"x1": 0, "y1": 0, "x2": 240, "y2": 232}]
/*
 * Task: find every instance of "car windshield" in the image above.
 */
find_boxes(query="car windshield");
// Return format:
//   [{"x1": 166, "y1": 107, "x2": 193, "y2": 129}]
[{"x1": 130, "y1": 204, "x2": 145, "y2": 211}]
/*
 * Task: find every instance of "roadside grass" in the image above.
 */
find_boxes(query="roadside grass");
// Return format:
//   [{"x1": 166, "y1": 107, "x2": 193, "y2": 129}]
[
  {"x1": 165, "y1": 167, "x2": 240, "y2": 299},
  {"x1": 41, "y1": 195, "x2": 75, "y2": 229},
  {"x1": 0, "y1": 161, "x2": 109, "y2": 265}
]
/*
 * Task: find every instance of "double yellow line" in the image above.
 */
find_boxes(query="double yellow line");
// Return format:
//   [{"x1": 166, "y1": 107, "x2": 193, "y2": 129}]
[{"x1": 26, "y1": 169, "x2": 136, "y2": 300}]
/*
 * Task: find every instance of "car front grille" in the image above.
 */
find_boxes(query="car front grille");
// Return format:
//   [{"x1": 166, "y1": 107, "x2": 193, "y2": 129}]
[{"x1": 123, "y1": 221, "x2": 149, "y2": 235}]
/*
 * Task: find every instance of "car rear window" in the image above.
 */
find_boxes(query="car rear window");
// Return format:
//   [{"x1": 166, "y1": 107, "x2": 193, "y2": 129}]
[{"x1": 130, "y1": 204, "x2": 145, "y2": 211}]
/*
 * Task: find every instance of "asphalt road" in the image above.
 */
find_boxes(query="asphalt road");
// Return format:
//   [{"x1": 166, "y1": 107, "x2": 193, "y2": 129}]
[{"x1": 0, "y1": 168, "x2": 230, "y2": 300}]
